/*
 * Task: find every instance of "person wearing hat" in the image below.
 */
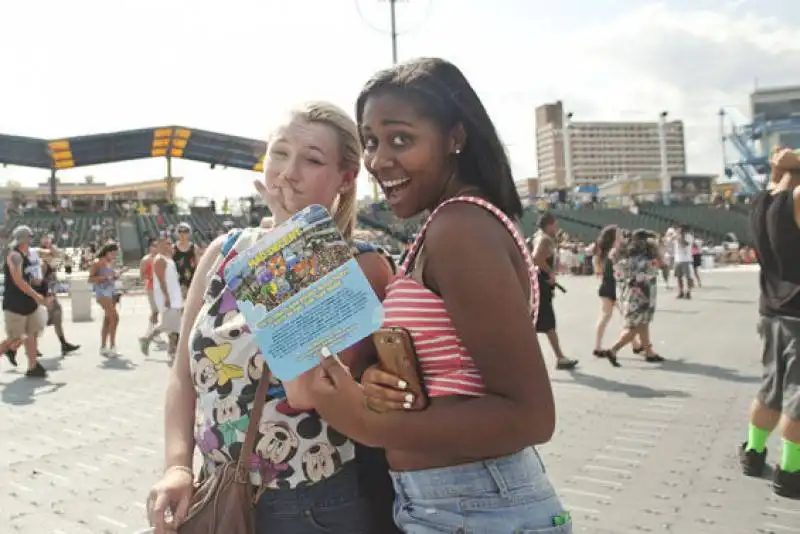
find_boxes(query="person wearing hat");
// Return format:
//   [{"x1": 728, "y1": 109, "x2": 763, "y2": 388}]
[
  {"x1": 2, "y1": 225, "x2": 47, "y2": 377},
  {"x1": 173, "y1": 222, "x2": 199, "y2": 300}
]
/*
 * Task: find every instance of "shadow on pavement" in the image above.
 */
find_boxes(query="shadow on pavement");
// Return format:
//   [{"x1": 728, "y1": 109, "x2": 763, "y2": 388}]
[
  {"x1": 655, "y1": 358, "x2": 760, "y2": 384},
  {"x1": 98, "y1": 357, "x2": 138, "y2": 371},
  {"x1": 0, "y1": 376, "x2": 67, "y2": 405},
  {"x1": 695, "y1": 298, "x2": 755, "y2": 305},
  {"x1": 553, "y1": 370, "x2": 692, "y2": 399}
]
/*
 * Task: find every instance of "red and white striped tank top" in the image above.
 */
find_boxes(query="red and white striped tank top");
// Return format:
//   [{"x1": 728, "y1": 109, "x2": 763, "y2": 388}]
[{"x1": 382, "y1": 196, "x2": 539, "y2": 397}]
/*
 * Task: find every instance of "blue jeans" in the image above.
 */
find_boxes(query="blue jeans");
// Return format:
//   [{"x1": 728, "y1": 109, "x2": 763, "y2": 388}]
[
  {"x1": 255, "y1": 461, "x2": 371, "y2": 533},
  {"x1": 390, "y1": 447, "x2": 572, "y2": 533}
]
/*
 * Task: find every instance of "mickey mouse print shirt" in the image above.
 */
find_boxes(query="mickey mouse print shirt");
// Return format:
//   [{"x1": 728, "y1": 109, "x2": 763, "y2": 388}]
[{"x1": 190, "y1": 227, "x2": 354, "y2": 489}]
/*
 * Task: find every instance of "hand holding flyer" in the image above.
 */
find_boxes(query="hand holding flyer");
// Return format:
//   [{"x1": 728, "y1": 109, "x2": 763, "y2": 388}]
[{"x1": 222, "y1": 205, "x2": 383, "y2": 381}]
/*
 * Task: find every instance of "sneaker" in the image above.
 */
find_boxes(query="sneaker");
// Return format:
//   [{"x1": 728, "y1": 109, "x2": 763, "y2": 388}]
[
  {"x1": 773, "y1": 466, "x2": 800, "y2": 499},
  {"x1": 25, "y1": 362, "x2": 47, "y2": 378},
  {"x1": 139, "y1": 337, "x2": 151, "y2": 356},
  {"x1": 5, "y1": 350, "x2": 17, "y2": 367},
  {"x1": 100, "y1": 347, "x2": 109, "y2": 357},
  {"x1": 107, "y1": 347, "x2": 121, "y2": 358},
  {"x1": 61, "y1": 342, "x2": 80, "y2": 356},
  {"x1": 739, "y1": 442, "x2": 767, "y2": 477}
]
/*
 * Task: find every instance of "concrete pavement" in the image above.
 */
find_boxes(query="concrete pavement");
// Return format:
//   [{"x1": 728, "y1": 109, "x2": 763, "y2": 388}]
[{"x1": 1, "y1": 270, "x2": 798, "y2": 533}]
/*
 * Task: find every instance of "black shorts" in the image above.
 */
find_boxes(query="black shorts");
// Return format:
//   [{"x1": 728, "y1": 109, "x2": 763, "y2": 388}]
[
  {"x1": 757, "y1": 315, "x2": 800, "y2": 419},
  {"x1": 692, "y1": 254, "x2": 702, "y2": 269},
  {"x1": 598, "y1": 280, "x2": 616, "y2": 301},
  {"x1": 535, "y1": 283, "x2": 556, "y2": 333}
]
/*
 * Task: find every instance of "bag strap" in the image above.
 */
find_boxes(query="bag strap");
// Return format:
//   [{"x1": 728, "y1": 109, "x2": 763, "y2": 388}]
[{"x1": 236, "y1": 368, "x2": 271, "y2": 478}]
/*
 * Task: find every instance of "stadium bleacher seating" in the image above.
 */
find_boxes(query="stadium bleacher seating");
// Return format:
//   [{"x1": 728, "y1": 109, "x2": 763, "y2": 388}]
[
  {"x1": 4, "y1": 213, "x2": 117, "y2": 248},
  {"x1": 2, "y1": 200, "x2": 755, "y2": 265},
  {"x1": 135, "y1": 213, "x2": 247, "y2": 250},
  {"x1": 639, "y1": 204, "x2": 753, "y2": 245}
]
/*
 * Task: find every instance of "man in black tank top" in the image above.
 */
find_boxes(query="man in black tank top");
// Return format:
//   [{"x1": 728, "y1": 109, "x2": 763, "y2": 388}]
[
  {"x1": 3, "y1": 226, "x2": 47, "y2": 377},
  {"x1": 173, "y1": 222, "x2": 199, "y2": 298},
  {"x1": 529, "y1": 212, "x2": 577, "y2": 370},
  {"x1": 739, "y1": 148, "x2": 800, "y2": 499}
]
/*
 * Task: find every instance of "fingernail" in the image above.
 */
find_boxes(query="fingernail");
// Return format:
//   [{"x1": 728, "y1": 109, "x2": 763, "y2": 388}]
[
  {"x1": 404, "y1": 393, "x2": 414, "y2": 403},
  {"x1": 403, "y1": 402, "x2": 412, "y2": 409},
  {"x1": 397, "y1": 380, "x2": 408, "y2": 390}
]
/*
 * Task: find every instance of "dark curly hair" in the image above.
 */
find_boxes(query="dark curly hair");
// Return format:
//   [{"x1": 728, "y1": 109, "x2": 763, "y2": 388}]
[
  {"x1": 97, "y1": 241, "x2": 119, "y2": 259},
  {"x1": 356, "y1": 57, "x2": 522, "y2": 219}
]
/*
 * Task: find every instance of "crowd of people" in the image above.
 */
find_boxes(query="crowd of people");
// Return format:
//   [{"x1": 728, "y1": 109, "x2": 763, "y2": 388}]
[{"x1": 2, "y1": 58, "x2": 798, "y2": 534}]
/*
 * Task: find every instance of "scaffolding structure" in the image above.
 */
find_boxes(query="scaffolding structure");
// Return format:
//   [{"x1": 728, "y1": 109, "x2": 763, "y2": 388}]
[{"x1": 720, "y1": 87, "x2": 800, "y2": 195}]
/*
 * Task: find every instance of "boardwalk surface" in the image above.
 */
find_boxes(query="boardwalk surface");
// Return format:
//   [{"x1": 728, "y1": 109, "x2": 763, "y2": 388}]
[{"x1": 1, "y1": 269, "x2": 799, "y2": 533}]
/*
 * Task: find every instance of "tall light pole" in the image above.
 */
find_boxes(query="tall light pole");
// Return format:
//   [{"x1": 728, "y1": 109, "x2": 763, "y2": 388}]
[
  {"x1": 381, "y1": 0, "x2": 399, "y2": 200},
  {"x1": 356, "y1": 0, "x2": 430, "y2": 199},
  {"x1": 389, "y1": 0, "x2": 398, "y2": 65},
  {"x1": 658, "y1": 111, "x2": 670, "y2": 205},
  {"x1": 562, "y1": 111, "x2": 574, "y2": 188}
]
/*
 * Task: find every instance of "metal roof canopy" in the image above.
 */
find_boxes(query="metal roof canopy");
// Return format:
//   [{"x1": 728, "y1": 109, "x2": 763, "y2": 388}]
[
  {"x1": 0, "y1": 126, "x2": 267, "y2": 172},
  {"x1": 0, "y1": 134, "x2": 49, "y2": 168}
]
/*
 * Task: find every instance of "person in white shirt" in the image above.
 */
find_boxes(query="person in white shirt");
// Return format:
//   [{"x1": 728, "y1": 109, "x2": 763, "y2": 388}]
[
  {"x1": 673, "y1": 225, "x2": 695, "y2": 299},
  {"x1": 139, "y1": 235, "x2": 183, "y2": 359}
]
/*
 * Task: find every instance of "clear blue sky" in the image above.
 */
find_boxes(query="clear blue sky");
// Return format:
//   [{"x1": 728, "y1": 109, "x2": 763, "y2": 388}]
[{"x1": 1, "y1": 0, "x2": 798, "y2": 202}]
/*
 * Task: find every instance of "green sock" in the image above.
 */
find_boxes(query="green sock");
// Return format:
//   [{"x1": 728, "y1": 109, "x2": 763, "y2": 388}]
[
  {"x1": 780, "y1": 439, "x2": 800, "y2": 473},
  {"x1": 745, "y1": 424, "x2": 770, "y2": 453}
]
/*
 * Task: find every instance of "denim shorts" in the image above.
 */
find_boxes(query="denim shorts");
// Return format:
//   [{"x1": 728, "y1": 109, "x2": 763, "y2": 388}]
[
  {"x1": 390, "y1": 447, "x2": 572, "y2": 533},
  {"x1": 255, "y1": 461, "x2": 371, "y2": 533}
]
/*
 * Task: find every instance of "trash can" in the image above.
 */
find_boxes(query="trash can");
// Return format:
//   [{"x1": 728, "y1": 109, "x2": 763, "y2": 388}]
[{"x1": 70, "y1": 274, "x2": 93, "y2": 322}]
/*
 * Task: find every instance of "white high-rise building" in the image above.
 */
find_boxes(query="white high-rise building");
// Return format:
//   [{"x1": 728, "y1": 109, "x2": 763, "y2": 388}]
[{"x1": 535, "y1": 101, "x2": 687, "y2": 191}]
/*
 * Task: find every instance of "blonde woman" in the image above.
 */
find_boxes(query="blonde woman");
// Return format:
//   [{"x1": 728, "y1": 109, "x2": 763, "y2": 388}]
[{"x1": 147, "y1": 102, "x2": 396, "y2": 534}]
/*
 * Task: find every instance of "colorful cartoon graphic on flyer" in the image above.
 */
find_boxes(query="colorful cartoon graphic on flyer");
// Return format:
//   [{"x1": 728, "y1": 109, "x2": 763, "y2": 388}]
[{"x1": 223, "y1": 204, "x2": 383, "y2": 381}]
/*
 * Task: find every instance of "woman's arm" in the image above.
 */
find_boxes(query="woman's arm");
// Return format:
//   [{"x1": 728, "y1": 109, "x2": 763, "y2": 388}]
[
  {"x1": 139, "y1": 256, "x2": 149, "y2": 280},
  {"x1": 348, "y1": 205, "x2": 555, "y2": 456},
  {"x1": 164, "y1": 235, "x2": 224, "y2": 470},
  {"x1": 592, "y1": 253, "x2": 603, "y2": 275},
  {"x1": 284, "y1": 251, "x2": 393, "y2": 408}
]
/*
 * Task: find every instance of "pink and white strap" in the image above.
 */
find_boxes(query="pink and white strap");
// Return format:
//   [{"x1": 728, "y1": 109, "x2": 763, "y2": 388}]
[{"x1": 401, "y1": 196, "x2": 540, "y2": 324}]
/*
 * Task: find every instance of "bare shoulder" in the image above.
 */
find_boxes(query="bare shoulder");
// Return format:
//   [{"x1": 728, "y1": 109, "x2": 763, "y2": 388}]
[
  {"x1": 7, "y1": 250, "x2": 22, "y2": 265},
  {"x1": 425, "y1": 202, "x2": 515, "y2": 257}
]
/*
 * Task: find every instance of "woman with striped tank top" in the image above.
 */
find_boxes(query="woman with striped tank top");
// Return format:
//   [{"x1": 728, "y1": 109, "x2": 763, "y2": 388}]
[{"x1": 310, "y1": 58, "x2": 571, "y2": 532}]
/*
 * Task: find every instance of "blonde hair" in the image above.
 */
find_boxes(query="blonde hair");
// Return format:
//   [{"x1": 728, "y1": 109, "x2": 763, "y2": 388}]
[{"x1": 288, "y1": 101, "x2": 361, "y2": 239}]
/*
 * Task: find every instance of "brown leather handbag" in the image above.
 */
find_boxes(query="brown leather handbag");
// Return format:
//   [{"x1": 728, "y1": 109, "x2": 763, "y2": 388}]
[{"x1": 177, "y1": 374, "x2": 270, "y2": 534}]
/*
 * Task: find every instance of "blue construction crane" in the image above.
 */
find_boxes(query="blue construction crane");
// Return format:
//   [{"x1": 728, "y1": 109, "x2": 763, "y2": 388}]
[
  {"x1": 720, "y1": 108, "x2": 800, "y2": 195},
  {"x1": 719, "y1": 108, "x2": 764, "y2": 195}
]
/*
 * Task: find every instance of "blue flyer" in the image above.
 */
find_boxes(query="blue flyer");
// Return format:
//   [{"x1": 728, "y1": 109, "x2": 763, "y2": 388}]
[{"x1": 223, "y1": 205, "x2": 383, "y2": 381}]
